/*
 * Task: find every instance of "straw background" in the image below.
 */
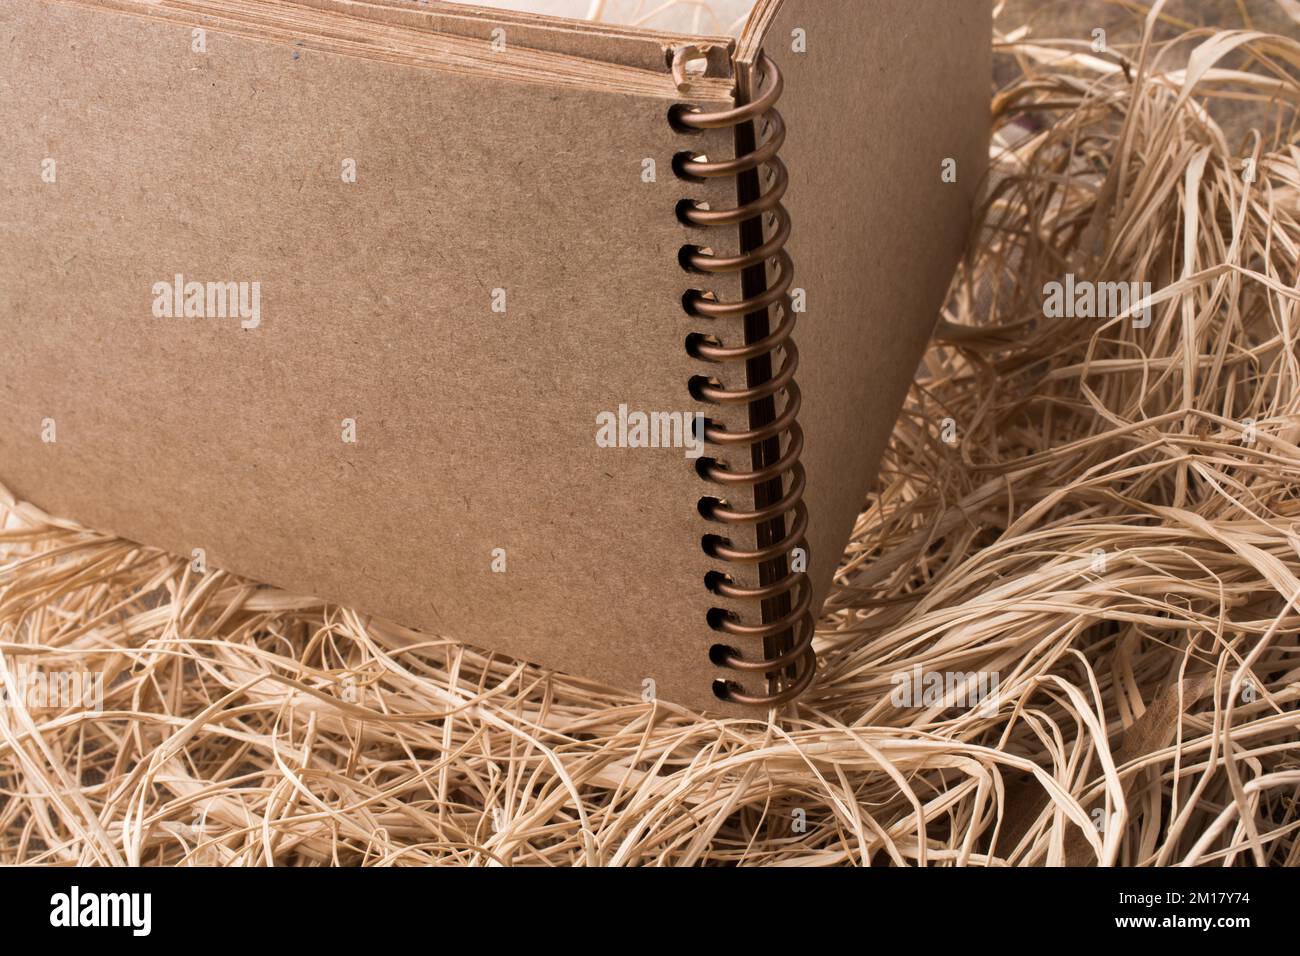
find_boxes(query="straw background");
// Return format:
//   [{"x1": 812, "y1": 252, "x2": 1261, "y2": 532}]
[{"x1": 3, "y1": 0, "x2": 1300, "y2": 866}]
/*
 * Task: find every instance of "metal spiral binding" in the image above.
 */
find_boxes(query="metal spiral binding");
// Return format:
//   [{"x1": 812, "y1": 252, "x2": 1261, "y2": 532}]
[{"x1": 670, "y1": 52, "x2": 816, "y2": 706}]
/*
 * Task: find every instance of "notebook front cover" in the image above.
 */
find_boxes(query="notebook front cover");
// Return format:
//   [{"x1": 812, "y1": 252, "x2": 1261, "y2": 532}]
[{"x1": 0, "y1": 0, "x2": 769, "y2": 712}]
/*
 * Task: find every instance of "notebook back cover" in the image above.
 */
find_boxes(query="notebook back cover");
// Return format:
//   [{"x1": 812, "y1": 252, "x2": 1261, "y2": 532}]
[{"x1": 742, "y1": 0, "x2": 992, "y2": 627}]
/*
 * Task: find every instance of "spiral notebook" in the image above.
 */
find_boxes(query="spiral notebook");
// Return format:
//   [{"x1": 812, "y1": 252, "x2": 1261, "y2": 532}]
[{"x1": 0, "y1": 0, "x2": 990, "y2": 712}]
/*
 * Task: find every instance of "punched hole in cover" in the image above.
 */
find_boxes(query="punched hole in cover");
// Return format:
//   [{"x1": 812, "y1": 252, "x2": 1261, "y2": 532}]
[
  {"x1": 709, "y1": 643, "x2": 738, "y2": 666},
  {"x1": 705, "y1": 607, "x2": 737, "y2": 631},
  {"x1": 694, "y1": 457, "x2": 720, "y2": 483},
  {"x1": 687, "y1": 375, "x2": 721, "y2": 401},
  {"x1": 675, "y1": 198, "x2": 707, "y2": 226},
  {"x1": 700, "y1": 533, "x2": 729, "y2": 558},
  {"x1": 672, "y1": 150, "x2": 708, "y2": 182},
  {"x1": 695, "y1": 455, "x2": 729, "y2": 481},
  {"x1": 684, "y1": 332, "x2": 721, "y2": 358},
  {"x1": 696, "y1": 496, "x2": 724, "y2": 520},
  {"x1": 681, "y1": 289, "x2": 712, "y2": 315},
  {"x1": 704, "y1": 570, "x2": 733, "y2": 594},
  {"x1": 678, "y1": 244, "x2": 710, "y2": 273},
  {"x1": 667, "y1": 103, "x2": 705, "y2": 134}
]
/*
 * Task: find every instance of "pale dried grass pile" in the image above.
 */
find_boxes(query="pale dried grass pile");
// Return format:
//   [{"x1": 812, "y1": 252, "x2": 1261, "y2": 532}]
[{"x1": 4, "y1": 2, "x2": 1300, "y2": 866}]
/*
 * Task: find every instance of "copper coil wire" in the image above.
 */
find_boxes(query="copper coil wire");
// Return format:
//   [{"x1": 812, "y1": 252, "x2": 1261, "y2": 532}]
[{"x1": 673, "y1": 52, "x2": 816, "y2": 707}]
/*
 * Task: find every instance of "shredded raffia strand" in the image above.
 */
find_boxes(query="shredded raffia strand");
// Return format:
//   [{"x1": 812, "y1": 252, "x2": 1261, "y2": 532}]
[{"x1": 4, "y1": 4, "x2": 1300, "y2": 866}]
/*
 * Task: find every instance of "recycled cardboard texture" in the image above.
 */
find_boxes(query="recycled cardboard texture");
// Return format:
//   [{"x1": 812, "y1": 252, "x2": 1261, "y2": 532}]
[
  {"x1": 0, "y1": 0, "x2": 772, "y2": 712},
  {"x1": 742, "y1": 0, "x2": 991, "y2": 617}
]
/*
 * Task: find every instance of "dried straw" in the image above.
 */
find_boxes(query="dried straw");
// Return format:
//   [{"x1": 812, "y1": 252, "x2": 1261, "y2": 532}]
[{"x1": 3, "y1": 1, "x2": 1300, "y2": 866}]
